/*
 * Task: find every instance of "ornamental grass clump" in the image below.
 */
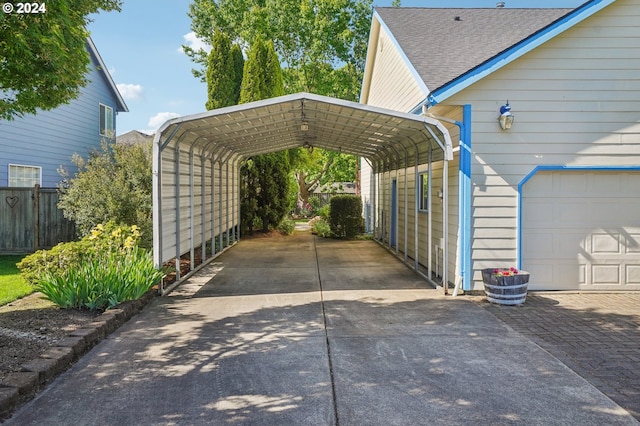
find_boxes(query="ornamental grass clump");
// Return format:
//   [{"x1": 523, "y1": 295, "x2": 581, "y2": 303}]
[{"x1": 21, "y1": 222, "x2": 164, "y2": 311}]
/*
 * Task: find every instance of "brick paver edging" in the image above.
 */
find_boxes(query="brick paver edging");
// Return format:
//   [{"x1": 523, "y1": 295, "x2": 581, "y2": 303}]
[{"x1": 0, "y1": 290, "x2": 157, "y2": 421}]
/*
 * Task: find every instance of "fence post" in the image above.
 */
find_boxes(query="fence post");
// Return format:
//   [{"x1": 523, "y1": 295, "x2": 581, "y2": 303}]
[{"x1": 33, "y1": 184, "x2": 40, "y2": 251}]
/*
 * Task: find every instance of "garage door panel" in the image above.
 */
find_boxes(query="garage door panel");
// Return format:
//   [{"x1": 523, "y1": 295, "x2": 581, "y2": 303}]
[
  {"x1": 626, "y1": 234, "x2": 640, "y2": 253},
  {"x1": 591, "y1": 264, "x2": 621, "y2": 284},
  {"x1": 522, "y1": 170, "x2": 640, "y2": 291},
  {"x1": 591, "y1": 233, "x2": 621, "y2": 254},
  {"x1": 626, "y1": 265, "x2": 640, "y2": 284}
]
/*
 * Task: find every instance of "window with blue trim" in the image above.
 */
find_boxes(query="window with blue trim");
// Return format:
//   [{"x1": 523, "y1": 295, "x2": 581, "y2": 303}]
[{"x1": 418, "y1": 172, "x2": 428, "y2": 212}]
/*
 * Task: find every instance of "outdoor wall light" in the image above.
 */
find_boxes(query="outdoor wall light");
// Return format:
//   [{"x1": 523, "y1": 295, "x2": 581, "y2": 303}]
[{"x1": 498, "y1": 102, "x2": 514, "y2": 130}]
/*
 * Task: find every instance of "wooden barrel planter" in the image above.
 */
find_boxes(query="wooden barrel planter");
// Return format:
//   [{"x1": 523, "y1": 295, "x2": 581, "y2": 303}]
[{"x1": 482, "y1": 268, "x2": 530, "y2": 306}]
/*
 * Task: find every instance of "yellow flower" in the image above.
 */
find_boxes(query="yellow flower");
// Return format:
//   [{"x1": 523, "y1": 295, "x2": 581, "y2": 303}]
[
  {"x1": 124, "y1": 236, "x2": 135, "y2": 249},
  {"x1": 111, "y1": 229, "x2": 122, "y2": 238}
]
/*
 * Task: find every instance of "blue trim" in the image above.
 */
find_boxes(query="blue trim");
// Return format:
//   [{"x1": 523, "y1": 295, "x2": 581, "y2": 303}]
[
  {"x1": 516, "y1": 164, "x2": 640, "y2": 270},
  {"x1": 460, "y1": 105, "x2": 472, "y2": 291},
  {"x1": 373, "y1": 10, "x2": 430, "y2": 101},
  {"x1": 429, "y1": 0, "x2": 616, "y2": 104}
]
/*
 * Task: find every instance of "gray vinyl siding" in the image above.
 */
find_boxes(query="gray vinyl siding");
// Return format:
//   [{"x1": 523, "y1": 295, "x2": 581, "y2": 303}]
[
  {"x1": 440, "y1": 0, "x2": 640, "y2": 289},
  {"x1": 0, "y1": 52, "x2": 119, "y2": 187},
  {"x1": 363, "y1": 21, "x2": 427, "y2": 112}
]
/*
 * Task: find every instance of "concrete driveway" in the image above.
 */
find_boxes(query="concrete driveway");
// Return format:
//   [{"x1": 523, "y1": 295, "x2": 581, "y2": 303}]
[{"x1": 7, "y1": 232, "x2": 637, "y2": 425}]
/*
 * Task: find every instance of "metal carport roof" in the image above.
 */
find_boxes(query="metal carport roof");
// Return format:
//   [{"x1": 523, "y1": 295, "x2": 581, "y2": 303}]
[
  {"x1": 154, "y1": 92, "x2": 453, "y2": 171},
  {"x1": 152, "y1": 92, "x2": 453, "y2": 293}
]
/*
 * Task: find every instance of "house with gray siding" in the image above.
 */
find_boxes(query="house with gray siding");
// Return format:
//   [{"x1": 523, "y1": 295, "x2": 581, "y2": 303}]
[
  {"x1": 360, "y1": 0, "x2": 640, "y2": 292},
  {"x1": 0, "y1": 37, "x2": 127, "y2": 188}
]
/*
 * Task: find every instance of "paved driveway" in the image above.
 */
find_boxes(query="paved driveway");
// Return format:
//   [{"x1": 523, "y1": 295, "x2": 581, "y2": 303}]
[{"x1": 7, "y1": 233, "x2": 638, "y2": 425}]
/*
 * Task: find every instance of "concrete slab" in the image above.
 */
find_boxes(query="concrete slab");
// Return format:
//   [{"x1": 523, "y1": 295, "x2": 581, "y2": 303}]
[{"x1": 5, "y1": 232, "x2": 638, "y2": 425}]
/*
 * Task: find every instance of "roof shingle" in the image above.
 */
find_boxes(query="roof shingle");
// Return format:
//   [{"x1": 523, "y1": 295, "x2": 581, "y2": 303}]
[{"x1": 375, "y1": 7, "x2": 574, "y2": 92}]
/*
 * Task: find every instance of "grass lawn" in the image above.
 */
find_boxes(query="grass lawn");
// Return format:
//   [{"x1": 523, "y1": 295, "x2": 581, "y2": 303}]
[{"x1": 0, "y1": 255, "x2": 33, "y2": 306}]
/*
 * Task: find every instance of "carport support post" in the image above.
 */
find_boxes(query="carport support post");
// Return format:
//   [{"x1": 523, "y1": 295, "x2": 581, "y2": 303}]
[
  {"x1": 442, "y1": 150, "x2": 449, "y2": 295},
  {"x1": 219, "y1": 156, "x2": 223, "y2": 251},
  {"x1": 428, "y1": 146, "x2": 433, "y2": 282},
  {"x1": 200, "y1": 153, "x2": 207, "y2": 263},
  {"x1": 372, "y1": 161, "x2": 377, "y2": 236},
  {"x1": 404, "y1": 151, "x2": 409, "y2": 263},
  {"x1": 225, "y1": 161, "x2": 230, "y2": 245},
  {"x1": 211, "y1": 156, "x2": 216, "y2": 257},
  {"x1": 189, "y1": 145, "x2": 195, "y2": 272},
  {"x1": 174, "y1": 141, "x2": 182, "y2": 282},
  {"x1": 414, "y1": 150, "x2": 419, "y2": 272}
]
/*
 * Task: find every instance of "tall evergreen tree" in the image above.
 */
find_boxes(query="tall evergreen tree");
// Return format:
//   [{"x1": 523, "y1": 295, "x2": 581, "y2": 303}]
[
  {"x1": 239, "y1": 37, "x2": 291, "y2": 232},
  {"x1": 230, "y1": 44, "x2": 245, "y2": 104},
  {"x1": 205, "y1": 32, "x2": 237, "y2": 110}
]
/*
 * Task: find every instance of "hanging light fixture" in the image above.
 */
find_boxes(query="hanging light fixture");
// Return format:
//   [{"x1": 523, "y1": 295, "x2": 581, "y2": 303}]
[{"x1": 498, "y1": 102, "x2": 514, "y2": 130}]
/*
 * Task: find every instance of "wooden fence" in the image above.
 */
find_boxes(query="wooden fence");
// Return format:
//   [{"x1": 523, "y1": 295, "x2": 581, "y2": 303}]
[{"x1": 0, "y1": 185, "x2": 76, "y2": 254}]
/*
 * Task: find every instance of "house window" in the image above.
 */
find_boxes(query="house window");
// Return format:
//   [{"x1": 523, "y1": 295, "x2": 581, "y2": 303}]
[
  {"x1": 9, "y1": 164, "x2": 41, "y2": 187},
  {"x1": 99, "y1": 103, "x2": 114, "y2": 136},
  {"x1": 418, "y1": 172, "x2": 429, "y2": 212}
]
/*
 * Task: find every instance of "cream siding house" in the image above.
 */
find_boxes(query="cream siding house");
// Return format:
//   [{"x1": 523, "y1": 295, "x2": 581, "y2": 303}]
[{"x1": 360, "y1": 0, "x2": 640, "y2": 292}]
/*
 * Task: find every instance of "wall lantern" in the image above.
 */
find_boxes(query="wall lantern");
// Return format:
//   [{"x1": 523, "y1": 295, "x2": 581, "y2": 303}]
[{"x1": 498, "y1": 102, "x2": 514, "y2": 130}]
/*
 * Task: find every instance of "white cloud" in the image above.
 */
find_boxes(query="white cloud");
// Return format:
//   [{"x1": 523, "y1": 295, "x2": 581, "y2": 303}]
[
  {"x1": 179, "y1": 31, "x2": 210, "y2": 54},
  {"x1": 117, "y1": 83, "x2": 144, "y2": 101},
  {"x1": 146, "y1": 112, "x2": 181, "y2": 132}
]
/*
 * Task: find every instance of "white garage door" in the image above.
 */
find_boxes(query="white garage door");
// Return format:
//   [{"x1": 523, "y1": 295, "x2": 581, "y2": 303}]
[{"x1": 522, "y1": 170, "x2": 640, "y2": 291}]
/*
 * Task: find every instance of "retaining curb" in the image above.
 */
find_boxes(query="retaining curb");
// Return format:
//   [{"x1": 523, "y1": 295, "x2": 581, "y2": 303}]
[{"x1": 0, "y1": 290, "x2": 157, "y2": 421}]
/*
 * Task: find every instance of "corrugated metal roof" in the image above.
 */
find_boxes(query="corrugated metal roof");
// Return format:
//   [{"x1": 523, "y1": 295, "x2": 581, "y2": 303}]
[
  {"x1": 375, "y1": 7, "x2": 574, "y2": 93},
  {"x1": 155, "y1": 92, "x2": 453, "y2": 172}
]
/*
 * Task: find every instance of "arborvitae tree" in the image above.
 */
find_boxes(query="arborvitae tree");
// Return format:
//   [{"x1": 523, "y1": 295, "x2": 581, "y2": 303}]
[
  {"x1": 239, "y1": 37, "x2": 291, "y2": 232},
  {"x1": 230, "y1": 44, "x2": 245, "y2": 104},
  {"x1": 205, "y1": 32, "x2": 236, "y2": 110}
]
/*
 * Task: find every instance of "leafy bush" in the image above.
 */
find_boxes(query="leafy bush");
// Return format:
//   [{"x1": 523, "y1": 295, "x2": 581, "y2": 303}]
[
  {"x1": 317, "y1": 204, "x2": 330, "y2": 220},
  {"x1": 18, "y1": 223, "x2": 162, "y2": 312},
  {"x1": 58, "y1": 140, "x2": 153, "y2": 248},
  {"x1": 329, "y1": 195, "x2": 364, "y2": 238},
  {"x1": 18, "y1": 222, "x2": 141, "y2": 286},
  {"x1": 277, "y1": 217, "x2": 296, "y2": 235},
  {"x1": 35, "y1": 246, "x2": 163, "y2": 311},
  {"x1": 311, "y1": 217, "x2": 332, "y2": 238}
]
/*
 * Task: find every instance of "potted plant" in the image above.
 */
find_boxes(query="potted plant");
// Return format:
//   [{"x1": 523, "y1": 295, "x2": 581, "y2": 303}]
[{"x1": 481, "y1": 267, "x2": 530, "y2": 305}]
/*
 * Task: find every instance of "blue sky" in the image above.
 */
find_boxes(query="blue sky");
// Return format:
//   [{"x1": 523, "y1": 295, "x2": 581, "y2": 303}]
[{"x1": 88, "y1": 0, "x2": 586, "y2": 135}]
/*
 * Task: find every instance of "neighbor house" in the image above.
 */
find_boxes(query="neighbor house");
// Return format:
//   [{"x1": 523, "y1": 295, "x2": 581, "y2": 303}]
[
  {"x1": 360, "y1": 0, "x2": 640, "y2": 291},
  {"x1": 0, "y1": 37, "x2": 128, "y2": 188}
]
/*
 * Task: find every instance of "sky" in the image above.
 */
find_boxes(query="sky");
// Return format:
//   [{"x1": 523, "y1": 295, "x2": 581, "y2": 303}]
[{"x1": 87, "y1": 0, "x2": 586, "y2": 136}]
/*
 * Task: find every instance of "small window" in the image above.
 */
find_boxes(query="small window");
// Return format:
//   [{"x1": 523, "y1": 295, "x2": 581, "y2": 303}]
[
  {"x1": 418, "y1": 172, "x2": 429, "y2": 212},
  {"x1": 99, "y1": 103, "x2": 114, "y2": 136},
  {"x1": 9, "y1": 164, "x2": 41, "y2": 187}
]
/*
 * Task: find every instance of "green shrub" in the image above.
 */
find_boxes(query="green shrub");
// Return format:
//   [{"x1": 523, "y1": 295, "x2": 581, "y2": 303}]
[
  {"x1": 18, "y1": 222, "x2": 141, "y2": 286},
  {"x1": 17, "y1": 222, "x2": 157, "y2": 311},
  {"x1": 277, "y1": 217, "x2": 296, "y2": 235},
  {"x1": 329, "y1": 195, "x2": 364, "y2": 238},
  {"x1": 317, "y1": 204, "x2": 330, "y2": 220},
  {"x1": 35, "y1": 246, "x2": 163, "y2": 311},
  {"x1": 311, "y1": 218, "x2": 332, "y2": 238}
]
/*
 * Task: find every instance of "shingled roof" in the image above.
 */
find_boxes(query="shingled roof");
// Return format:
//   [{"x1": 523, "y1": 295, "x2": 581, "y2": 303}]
[{"x1": 375, "y1": 7, "x2": 574, "y2": 94}]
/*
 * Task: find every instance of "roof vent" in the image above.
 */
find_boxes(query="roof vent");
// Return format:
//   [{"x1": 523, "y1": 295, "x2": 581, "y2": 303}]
[
  {"x1": 496, "y1": 2, "x2": 505, "y2": 7},
  {"x1": 454, "y1": 16, "x2": 462, "y2": 21}
]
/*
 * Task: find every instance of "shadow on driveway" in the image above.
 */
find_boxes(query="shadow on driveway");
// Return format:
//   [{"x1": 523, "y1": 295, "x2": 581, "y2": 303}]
[{"x1": 6, "y1": 233, "x2": 637, "y2": 425}]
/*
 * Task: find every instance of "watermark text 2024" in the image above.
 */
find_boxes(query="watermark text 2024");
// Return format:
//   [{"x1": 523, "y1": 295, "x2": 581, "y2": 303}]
[{"x1": 2, "y1": 3, "x2": 47, "y2": 14}]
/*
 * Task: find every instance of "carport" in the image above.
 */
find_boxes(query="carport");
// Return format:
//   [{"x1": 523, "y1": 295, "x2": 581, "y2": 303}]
[{"x1": 152, "y1": 92, "x2": 453, "y2": 294}]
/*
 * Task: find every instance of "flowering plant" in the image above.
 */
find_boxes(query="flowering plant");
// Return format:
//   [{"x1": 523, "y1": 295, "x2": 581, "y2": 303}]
[{"x1": 492, "y1": 267, "x2": 520, "y2": 277}]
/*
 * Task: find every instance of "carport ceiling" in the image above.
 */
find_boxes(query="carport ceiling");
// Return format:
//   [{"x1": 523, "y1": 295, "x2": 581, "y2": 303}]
[{"x1": 156, "y1": 92, "x2": 452, "y2": 171}]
